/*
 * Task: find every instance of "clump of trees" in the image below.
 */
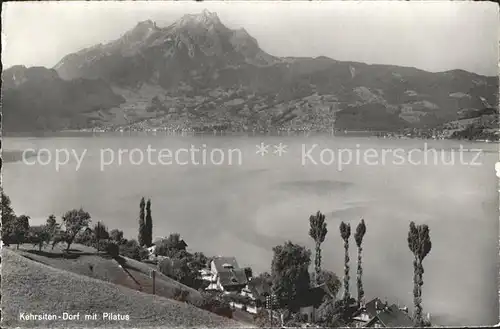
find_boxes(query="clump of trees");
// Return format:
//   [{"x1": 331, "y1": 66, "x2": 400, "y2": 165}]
[
  {"x1": 118, "y1": 238, "x2": 149, "y2": 261},
  {"x1": 271, "y1": 241, "x2": 312, "y2": 312},
  {"x1": 1, "y1": 191, "x2": 152, "y2": 261},
  {"x1": 1, "y1": 193, "x2": 96, "y2": 254},
  {"x1": 93, "y1": 221, "x2": 110, "y2": 252},
  {"x1": 27, "y1": 224, "x2": 51, "y2": 251},
  {"x1": 109, "y1": 229, "x2": 124, "y2": 244},
  {"x1": 61, "y1": 208, "x2": 92, "y2": 251},
  {"x1": 2, "y1": 192, "x2": 31, "y2": 249},
  {"x1": 155, "y1": 233, "x2": 186, "y2": 256},
  {"x1": 155, "y1": 233, "x2": 208, "y2": 290},
  {"x1": 106, "y1": 242, "x2": 120, "y2": 259}
]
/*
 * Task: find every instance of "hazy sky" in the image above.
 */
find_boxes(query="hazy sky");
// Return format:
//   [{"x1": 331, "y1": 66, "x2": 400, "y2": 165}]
[{"x1": 2, "y1": 1, "x2": 499, "y2": 76}]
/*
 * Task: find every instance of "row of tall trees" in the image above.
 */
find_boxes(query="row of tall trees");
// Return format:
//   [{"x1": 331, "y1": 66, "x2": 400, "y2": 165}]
[
  {"x1": 138, "y1": 197, "x2": 153, "y2": 247},
  {"x1": 308, "y1": 211, "x2": 367, "y2": 307},
  {"x1": 337, "y1": 219, "x2": 367, "y2": 305},
  {"x1": 291, "y1": 210, "x2": 432, "y2": 327}
]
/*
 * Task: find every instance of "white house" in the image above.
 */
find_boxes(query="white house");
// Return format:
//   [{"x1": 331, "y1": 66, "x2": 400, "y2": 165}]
[
  {"x1": 147, "y1": 245, "x2": 156, "y2": 256},
  {"x1": 203, "y1": 256, "x2": 248, "y2": 293}
]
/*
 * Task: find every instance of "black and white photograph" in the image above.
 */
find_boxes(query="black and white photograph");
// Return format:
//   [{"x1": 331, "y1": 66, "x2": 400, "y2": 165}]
[{"x1": 1, "y1": 1, "x2": 499, "y2": 328}]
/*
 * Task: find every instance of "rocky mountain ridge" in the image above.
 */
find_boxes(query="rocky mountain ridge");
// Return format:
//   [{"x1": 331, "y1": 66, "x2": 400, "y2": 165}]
[
  {"x1": 2, "y1": 10, "x2": 498, "y2": 134},
  {"x1": 2, "y1": 65, "x2": 124, "y2": 132}
]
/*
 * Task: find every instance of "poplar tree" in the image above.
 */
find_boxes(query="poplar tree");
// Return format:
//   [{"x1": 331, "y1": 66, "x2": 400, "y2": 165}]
[
  {"x1": 138, "y1": 197, "x2": 146, "y2": 247},
  {"x1": 145, "y1": 198, "x2": 153, "y2": 247}
]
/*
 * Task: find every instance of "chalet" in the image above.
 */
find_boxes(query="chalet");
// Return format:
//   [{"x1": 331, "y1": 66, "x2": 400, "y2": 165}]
[
  {"x1": 147, "y1": 245, "x2": 157, "y2": 258},
  {"x1": 176, "y1": 239, "x2": 188, "y2": 251},
  {"x1": 243, "y1": 276, "x2": 272, "y2": 307},
  {"x1": 200, "y1": 268, "x2": 213, "y2": 281},
  {"x1": 205, "y1": 256, "x2": 248, "y2": 292},
  {"x1": 351, "y1": 298, "x2": 414, "y2": 328}
]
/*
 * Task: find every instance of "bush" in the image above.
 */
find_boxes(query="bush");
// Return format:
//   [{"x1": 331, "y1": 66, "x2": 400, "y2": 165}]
[
  {"x1": 109, "y1": 229, "x2": 124, "y2": 243},
  {"x1": 194, "y1": 293, "x2": 233, "y2": 319},
  {"x1": 97, "y1": 240, "x2": 110, "y2": 252},
  {"x1": 106, "y1": 242, "x2": 120, "y2": 258},
  {"x1": 172, "y1": 287, "x2": 190, "y2": 302},
  {"x1": 222, "y1": 292, "x2": 252, "y2": 305},
  {"x1": 158, "y1": 258, "x2": 174, "y2": 277},
  {"x1": 139, "y1": 247, "x2": 150, "y2": 260},
  {"x1": 26, "y1": 225, "x2": 51, "y2": 251},
  {"x1": 244, "y1": 267, "x2": 253, "y2": 280},
  {"x1": 74, "y1": 229, "x2": 93, "y2": 246},
  {"x1": 254, "y1": 308, "x2": 272, "y2": 327},
  {"x1": 119, "y1": 239, "x2": 142, "y2": 260}
]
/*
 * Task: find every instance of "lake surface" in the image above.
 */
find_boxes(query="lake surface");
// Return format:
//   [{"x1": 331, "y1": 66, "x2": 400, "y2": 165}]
[{"x1": 3, "y1": 135, "x2": 498, "y2": 326}]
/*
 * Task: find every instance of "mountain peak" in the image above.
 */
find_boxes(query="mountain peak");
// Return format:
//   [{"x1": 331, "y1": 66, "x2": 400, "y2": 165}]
[
  {"x1": 177, "y1": 9, "x2": 222, "y2": 28},
  {"x1": 199, "y1": 9, "x2": 220, "y2": 24},
  {"x1": 119, "y1": 19, "x2": 159, "y2": 52},
  {"x1": 201, "y1": 9, "x2": 215, "y2": 17},
  {"x1": 130, "y1": 19, "x2": 157, "y2": 34},
  {"x1": 138, "y1": 19, "x2": 153, "y2": 25}
]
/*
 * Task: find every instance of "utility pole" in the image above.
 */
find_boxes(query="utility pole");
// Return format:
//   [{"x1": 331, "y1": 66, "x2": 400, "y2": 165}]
[
  {"x1": 266, "y1": 294, "x2": 279, "y2": 327},
  {"x1": 266, "y1": 295, "x2": 272, "y2": 326},
  {"x1": 266, "y1": 295, "x2": 275, "y2": 327},
  {"x1": 272, "y1": 294, "x2": 279, "y2": 327}
]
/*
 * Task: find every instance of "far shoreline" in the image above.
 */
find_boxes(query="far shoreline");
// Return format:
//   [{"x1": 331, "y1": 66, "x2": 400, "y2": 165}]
[{"x1": 3, "y1": 130, "x2": 498, "y2": 143}]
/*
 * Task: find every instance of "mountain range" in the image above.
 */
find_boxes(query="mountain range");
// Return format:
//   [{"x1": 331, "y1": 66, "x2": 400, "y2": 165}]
[{"x1": 2, "y1": 10, "x2": 498, "y2": 134}]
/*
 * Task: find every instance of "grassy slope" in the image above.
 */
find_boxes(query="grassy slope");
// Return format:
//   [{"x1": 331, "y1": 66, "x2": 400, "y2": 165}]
[
  {"x1": 2, "y1": 248, "x2": 245, "y2": 328},
  {"x1": 15, "y1": 244, "x2": 204, "y2": 304},
  {"x1": 9, "y1": 244, "x2": 255, "y2": 325},
  {"x1": 121, "y1": 257, "x2": 256, "y2": 324}
]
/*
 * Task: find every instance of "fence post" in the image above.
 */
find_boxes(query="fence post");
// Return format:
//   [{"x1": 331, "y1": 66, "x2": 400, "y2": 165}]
[{"x1": 151, "y1": 269, "x2": 156, "y2": 295}]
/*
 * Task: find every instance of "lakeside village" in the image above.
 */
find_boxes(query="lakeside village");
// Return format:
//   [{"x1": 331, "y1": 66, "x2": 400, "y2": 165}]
[
  {"x1": 77, "y1": 105, "x2": 499, "y2": 142},
  {"x1": 79, "y1": 124, "x2": 499, "y2": 142},
  {"x1": 2, "y1": 193, "x2": 433, "y2": 328}
]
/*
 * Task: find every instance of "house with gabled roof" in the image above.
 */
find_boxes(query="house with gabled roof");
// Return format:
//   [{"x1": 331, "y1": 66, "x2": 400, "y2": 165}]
[
  {"x1": 364, "y1": 304, "x2": 413, "y2": 327},
  {"x1": 351, "y1": 298, "x2": 414, "y2": 328},
  {"x1": 205, "y1": 256, "x2": 248, "y2": 292},
  {"x1": 243, "y1": 276, "x2": 272, "y2": 307}
]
